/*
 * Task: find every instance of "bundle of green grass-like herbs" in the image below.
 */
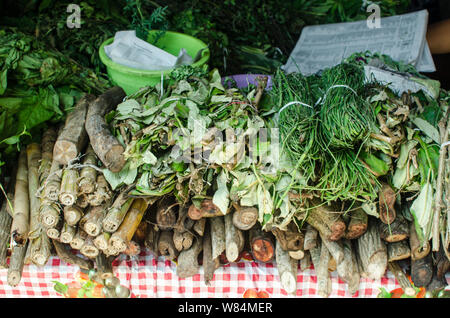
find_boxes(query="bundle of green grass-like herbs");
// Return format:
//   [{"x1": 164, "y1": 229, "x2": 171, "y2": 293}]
[{"x1": 273, "y1": 62, "x2": 379, "y2": 205}]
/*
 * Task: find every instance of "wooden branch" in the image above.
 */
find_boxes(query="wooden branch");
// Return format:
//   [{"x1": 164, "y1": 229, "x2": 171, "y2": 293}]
[
  {"x1": 378, "y1": 182, "x2": 397, "y2": 224},
  {"x1": 42, "y1": 160, "x2": 62, "y2": 202},
  {"x1": 93, "y1": 231, "x2": 111, "y2": 252},
  {"x1": 306, "y1": 202, "x2": 346, "y2": 241},
  {"x1": 411, "y1": 253, "x2": 433, "y2": 287},
  {"x1": 300, "y1": 251, "x2": 312, "y2": 271},
  {"x1": 7, "y1": 243, "x2": 28, "y2": 286},
  {"x1": 80, "y1": 235, "x2": 100, "y2": 258},
  {"x1": 210, "y1": 216, "x2": 225, "y2": 260},
  {"x1": 173, "y1": 230, "x2": 194, "y2": 252},
  {"x1": 70, "y1": 229, "x2": 88, "y2": 250},
  {"x1": 53, "y1": 94, "x2": 94, "y2": 165},
  {"x1": 188, "y1": 200, "x2": 229, "y2": 220},
  {"x1": 409, "y1": 221, "x2": 431, "y2": 260},
  {"x1": 304, "y1": 224, "x2": 318, "y2": 251},
  {"x1": 85, "y1": 87, "x2": 126, "y2": 172},
  {"x1": 249, "y1": 224, "x2": 275, "y2": 263},
  {"x1": 81, "y1": 205, "x2": 106, "y2": 237},
  {"x1": 379, "y1": 213, "x2": 409, "y2": 243},
  {"x1": 0, "y1": 198, "x2": 13, "y2": 268},
  {"x1": 46, "y1": 216, "x2": 63, "y2": 240},
  {"x1": 102, "y1": 194, "x2": 134, "y2": 233},
  {"x1": 87, "y1": 175, "x2": 111, "y2": 206},
  {"x1": 53, "y1": 239, "x2": 93, "y2": 270},
  {"x1": 317, "y1": 240, "x2": 331, "y2": 297},
  {"x1": 156, "y1": 197, "x2": 177, "y2": 230},
  {"x1": 275, "y1": 239, "x2": 297, "y2": 295},
  {"x1": 319, "y1": 232, "x2": 344, "y2": 264},
  {"x1": 193, "y1": 218, "x2": 206, "y2": 236},
  {"x1": 60, "y1": 222, "x2": 76, "y2": 244},
  {"x1": 39, "y1": 203, "x2": 61, "y2": 229},
  {"x1": 158, "y1": 230, "x2": 178, "y2": 260},
  {"x1": 78, "y1": 145, "x2": 98, "y2": 195},
  {"x1": 356, "y1": 217, "x2": 387, "y2": 280},
  {"x1": 387, "y1": 240, "x2": 411, "y2": 262},
  {"x1": 59, "y1": 169, "x2": 78, "y2": 206},
  {"x1": 341, "y1": 239, "x2": 360, "y2": 295},
  {"x1": 11, "y1": 150, "x2": 29, "y2": 245},
  {"x1": 28, "y1": 232, "x2": 51, "y2": 266},
  {"x1": 144, "y1": 224, "x2": 160, "y2": 256},
  {"x1": 232, "y1": 204, "x2": 258, "y2": 231},
  {"x1": 203, "y1": 221, "x2": 218, "y2": 285},
  {"x1": 177, "y1": 237, "x2": 203, "y2": 278},
  {"x1": 271, "y1": 222, "x2": 304, "y2": 251},
  {"x1": 388, "y1": 261, "x2": 416, "y2": 297},
  {"x1": 95, "y1": 253, "x2": 114, "y2": 280},
  {"x1": 344, "y1": 207, "x2": 368, "y2": 240},
  {"x1": 63, "y1": 205, "x2": 84, "y2": 226},
  {"x1": 225, "y1": 213, "x2": 244, "y2": 262},
  {"x1": 109, "y1": 198, "x2": 148, "y2": 252}
]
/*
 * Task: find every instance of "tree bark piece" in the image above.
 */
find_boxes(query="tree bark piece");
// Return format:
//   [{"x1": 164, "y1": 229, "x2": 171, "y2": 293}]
[
  {"x1": 409, "y1": 221, "x2": 431, "y2": 260},
  {"x1": 411, "y1": 253, "x2": 433, "y2": 287},
  {"x1": 275, "y1": 240, "x2": 298, "y2": 295},
  {"x1": 249, "y1": 224, "x2": 275, "y2": 263},
  {"x1": 304, "y1": 224, "x2": 318, "y2": 251},
  {"x1": 232, "y1": 204, "x2": 258, "y2": 231},
  {"x1": 59, "y1": 169, "x2": 78, "y2": 206},
  {"x1": 356, "y1": 217, "x2": 387, "y2": 280},
  {"x1": 210, "y1": 216, "x2": 225, "y2": 260},
  {"x1": 110, "y1": 198, "x2": 148, "y2": 253},
  {"x1": 388, "y1": 261, "x2": 416, "y2": 297},
  {"x1": 7, "y1": 243, "x2": 28, "y2": 286},
  {"x1": 387, "y1": 240, "x2": 411, "y2": 262},
  {"x1": 177, "y1": 237, "x2": 203, "y2": 278},
  {"x1": 96, "y1": 253, "x2": 114, "y2": 280},
  {"x1": 11, "y1": 150, "x2": 29, "y2": 245},
  {"x1": 78, "y1": 145, "x2": 98, "y2": 195},
  {"x1": 344, "y1": 207, "x2": 368, "y2": 240},
  {"x1": 158, "y1": 230, "x2": 178, "y2": 260},
  {"x1": 271, "y1": 222, "x2": 304, "y2": 251},
  {"x1": 225, "y1": 213, "x2": 244, "y2": 262},
  {"x1": 85, "y1": 87, "x2": 126, "y2": 173},
  {"x1": 379, "y1": 213, "x2": 409, "y2": 243},
  {"x1": 60, "y1": 222, "x2": 76, "y2": 244},
  {"x1": 378, "y1": 182, "x2": 397, "y2": 224},
  {"x1": 53, "y1": 239, "x2": 93, "y2": 270},
  {"x1": 188, "y1": 200, "x2": 228, "y2": 220},
  {"x1": 81, "y1": 205, "x2": 106, "y2": 237},
  {"x1": 53, "y1": 94, "x2": 94, "y2": 165},
  {"x1": 63, "y1": 205, "x2": 84, "y2": 226}
]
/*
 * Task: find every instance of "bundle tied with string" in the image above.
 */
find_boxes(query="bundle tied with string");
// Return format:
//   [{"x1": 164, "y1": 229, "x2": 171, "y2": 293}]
[
  {"x1": 273, "y1": 70, "x2": 321, "y2": 183},
  {"x1": 319, "y1": 63, "x2": 376, "y2": 150}
]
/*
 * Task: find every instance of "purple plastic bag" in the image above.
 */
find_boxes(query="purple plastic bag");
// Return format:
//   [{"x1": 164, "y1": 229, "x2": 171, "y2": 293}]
[{"x1": 221, "y1": 74, "x2": 272, "y2": 90}]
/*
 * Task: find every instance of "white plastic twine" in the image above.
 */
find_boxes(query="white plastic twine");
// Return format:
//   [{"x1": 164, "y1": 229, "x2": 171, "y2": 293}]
[
  {"x1": 442, "y1": 141, "x2": 450, "y2": 149},
  {"x1": 314, "y1": 84, "x2": 359, "y2": 106},
  {"x1": 278, "y1": 101, "x2": 314, "y2": 115}
]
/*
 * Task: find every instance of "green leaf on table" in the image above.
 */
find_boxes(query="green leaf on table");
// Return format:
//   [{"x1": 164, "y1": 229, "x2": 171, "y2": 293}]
[
  {"x1": 52, "y1": 281, "x2": 68, "y2": 296},
  {"x1": 377, "y1": 287, "x2": 392, "y2": 298}
]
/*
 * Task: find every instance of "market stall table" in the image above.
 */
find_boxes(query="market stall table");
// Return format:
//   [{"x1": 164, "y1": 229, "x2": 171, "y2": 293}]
[{"x1": 1, "y1": 248, "x2": 447, "y2": 298}]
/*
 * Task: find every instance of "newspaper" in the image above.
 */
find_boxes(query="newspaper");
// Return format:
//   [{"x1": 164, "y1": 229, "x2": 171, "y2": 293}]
[
  {"x1": 283, "y1": 10, "x2": 435, "y2": 75},
  {"x1": 104, "y1": 30, "x2": 193, "y2": 71}
]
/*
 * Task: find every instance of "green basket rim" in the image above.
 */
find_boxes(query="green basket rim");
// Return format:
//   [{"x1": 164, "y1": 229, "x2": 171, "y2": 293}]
[{"x1": 98, "y1": 30, "x2": 210, "y2": 76}]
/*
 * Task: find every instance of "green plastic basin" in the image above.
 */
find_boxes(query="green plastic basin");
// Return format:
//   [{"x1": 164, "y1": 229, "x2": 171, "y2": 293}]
[{"x1": 99, "y1": 30, "x2": 210, "y2": 95}]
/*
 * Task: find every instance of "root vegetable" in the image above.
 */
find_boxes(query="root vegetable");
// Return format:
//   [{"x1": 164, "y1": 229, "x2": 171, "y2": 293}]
[
  {"x1": 85, "y1": 87, "x2": 126, "y2": 173},
  {"x1": 53, "y1": 94, "x2": 95, "y2": 165}
]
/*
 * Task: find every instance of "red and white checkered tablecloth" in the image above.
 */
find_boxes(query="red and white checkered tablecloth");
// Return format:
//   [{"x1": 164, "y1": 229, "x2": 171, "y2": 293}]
[{"x1": 0, "y1": 249, "x2": 448, "y2": 298}]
